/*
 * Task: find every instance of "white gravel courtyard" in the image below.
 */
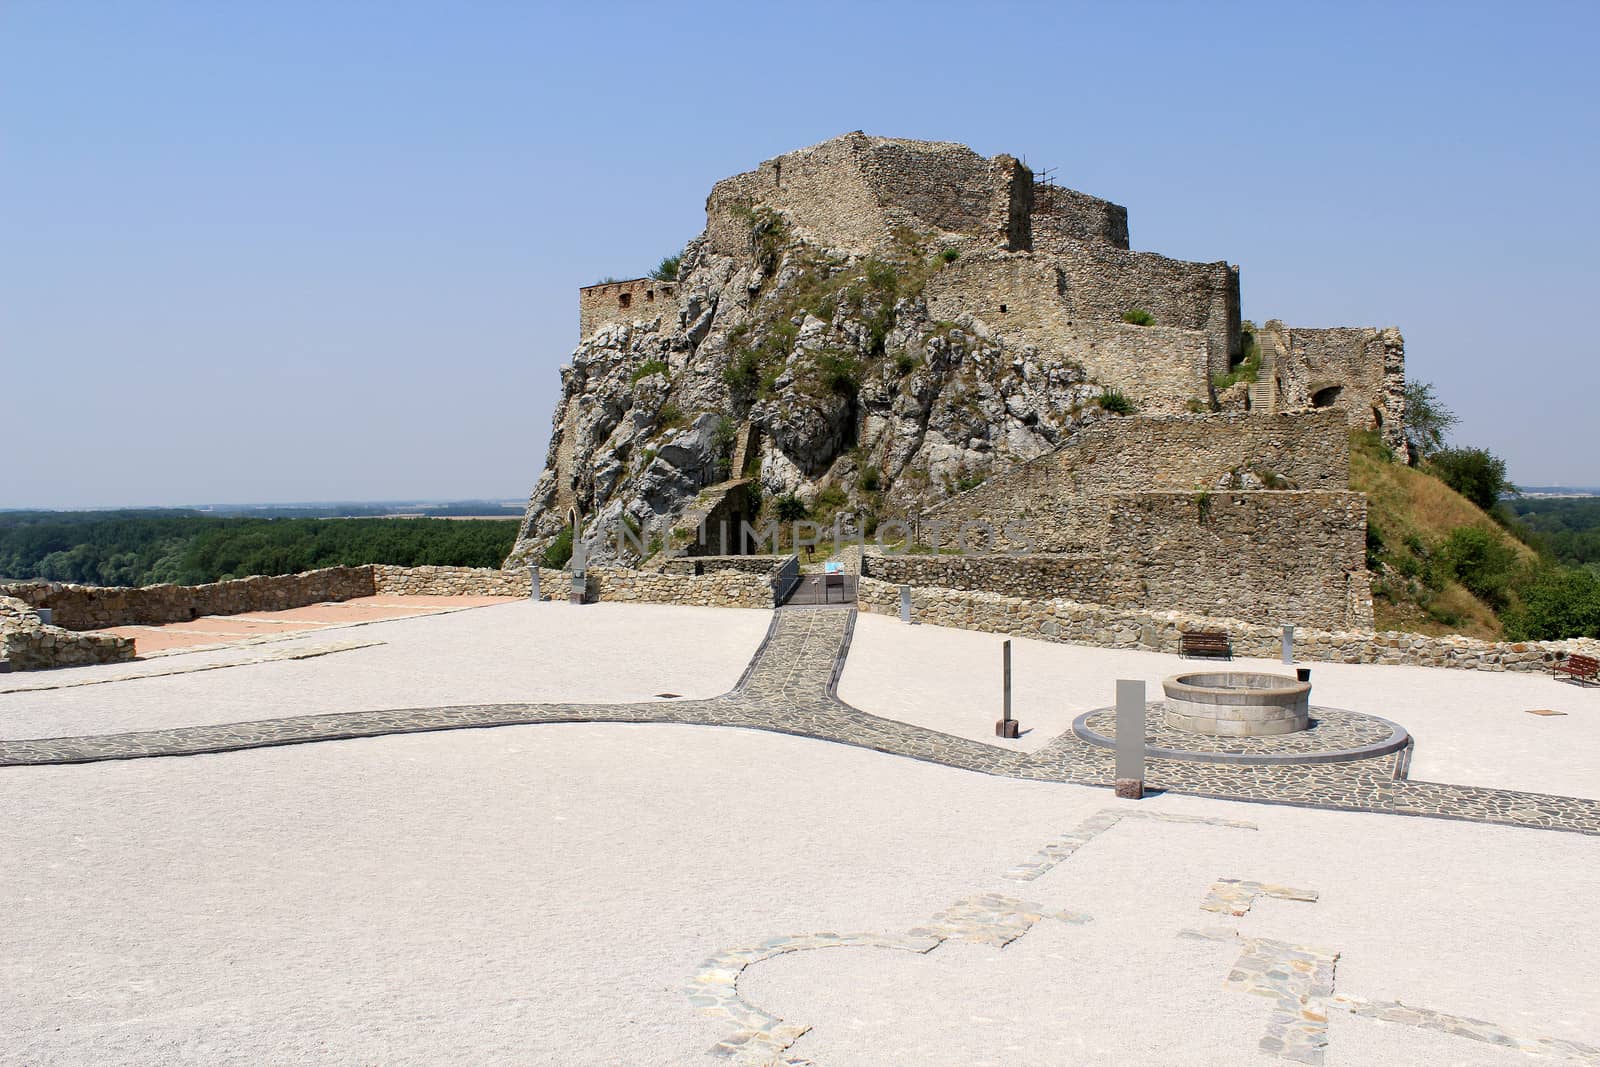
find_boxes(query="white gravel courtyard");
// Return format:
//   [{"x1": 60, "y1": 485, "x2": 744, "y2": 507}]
[{"x1": 2, "y1": 601, "x2": 1598, "y2": 1065}]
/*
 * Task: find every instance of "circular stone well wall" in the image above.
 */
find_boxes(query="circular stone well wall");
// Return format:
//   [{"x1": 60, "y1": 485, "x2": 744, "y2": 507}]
[{"x1": 1163, "y1": 672, "x2": 1310, "y2": 737}]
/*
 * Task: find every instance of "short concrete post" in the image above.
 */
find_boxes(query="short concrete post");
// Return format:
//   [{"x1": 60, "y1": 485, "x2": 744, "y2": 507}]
[
  {"x1": 569, "y1": 545, "x2": 588, "y2": 606},
  {"x1": 1114, "y1": 679, "x2": 1146, "y2": 799},
  {"x1": 898, "y1": 584, "x2": 913, "y2": 624},
  {"x1": 1281, "y1": 624, "x2": 1294, "y2": 665},
  {"x1": 995, "y1": 640, "x2": 1020, "y2": 738},
  {"x1": 528, "y1": 564, "x2": 541, "y2": 602}
]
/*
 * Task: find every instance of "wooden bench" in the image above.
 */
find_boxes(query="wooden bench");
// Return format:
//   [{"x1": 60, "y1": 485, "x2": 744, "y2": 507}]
[
  {"x1": 1180, "y1": 631, "x2": 1233, "y2": 660},
  {"x1": 1553, "y1": 653, "x2": 1599, "y2": 687}
]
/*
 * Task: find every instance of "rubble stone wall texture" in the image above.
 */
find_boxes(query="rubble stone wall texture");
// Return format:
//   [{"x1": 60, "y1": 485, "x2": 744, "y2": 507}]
[
  {"x1": 862, "y1": 552, "x2": 1144, "y2": 606},
  {"x1": 1030, "y1": 183, "x2": 1129, "y2": 249},
  {"x1": 923, "y1": 254, "x2": 1213, "y2": 414},
  {"x1": 658, "y1": 555, "x2": 788, "y2": 577},
  {"x1": 369, "y1": 564, "x2": 554, "y2": 597},
  {"x1": 856, "y1": 577, "x2": 1600, "y2": 674},
  {"x1": 1263, "y1": 321, "x2": 1407, "y2": 453},
  {"x1": 585, "y1": 566, "x2": 773, "y2": 609},
  {"x1": 925, "y1": 411, "x2": 1351, "y2": 550},
  {"x1": 0, "y1": 568, "x2": 378, "y2": 631},
  {"x1": 0, "y1": 596, "x2": 135, "y2": 671},
  {"x1": 869, "y1": 489, "x2": 1369, "y2": 630},
  {"x1": 1054, "y1": 242, "x2": 1240, "y2": 367},
  {"x1": 578, "y1": 278, "x2": 678, "y2": 338},
  {"x1": 1104, "y1": 490, "x2": 1373, "y2": 630},
  {"x1": 705, "y1": 133, "x2": 1030, "y2": 258}
]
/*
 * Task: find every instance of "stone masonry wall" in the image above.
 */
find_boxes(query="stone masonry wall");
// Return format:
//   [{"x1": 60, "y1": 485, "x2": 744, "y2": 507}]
[
  {"x1": 585, "y1": 566, "x2": 773, "y2": 609},
  {"x1": 861, "y1": 552, "x2": 1143, "y2": 606},
  {"x1": 924, "y1": 411, "x2": 1351, "y2": 551},
  {"x1": 1105, "y1": 490, "x2": 1373, "y2": 630},
  {"x1": 1054, "y1": 242, "x2": 1240, "y2": 368},
  {"x1": 370, "y1": 564, "x2": 541, "y2": 597},
  {"x1": 659, "y1": 555, "x2": 789, "y2": 577},
  {"x1": 923, "y1": 253, "x2": 1212, "y2": 415},
  {"x1": 578, "y1": 278, "x2": 678, "y2": 338},
  {"x1": 869, "y1": 489, "x2": 1369, "y2": 631},
  {"x1": 0, "y1": 596, "x2": 135, "y2": 671},
  {"x1": 705, "y1": 133, "x2": 1029, "y2": 258},
  {"x1": 0, "y1": 567, "x2": 378, "y2": 631},
  {"x1": 1263, "y1": 322, "x2": 1407, "y2": 453},
  {"x1": 1030, "y1": 183, "x2": 1129, "y2": 250},
  {"x1": 857, "y1": 577, "x2": 1600, "y2": 675}
]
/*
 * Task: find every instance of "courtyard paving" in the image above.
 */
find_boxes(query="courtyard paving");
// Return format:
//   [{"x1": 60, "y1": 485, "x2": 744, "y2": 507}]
[{"x1": 1, "y1": 600, "x2": 1597, "y2": 1064}]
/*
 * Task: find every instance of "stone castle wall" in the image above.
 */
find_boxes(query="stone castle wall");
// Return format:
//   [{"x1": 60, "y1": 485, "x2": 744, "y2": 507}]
[
  {"x1": 861, "y1": 553, "x2": 1143, "y2": 606},
  {"x1": 856, "y1": 576, "x2": 1600, "y2": 675},
  {"x1": 1104, "y1": 490, "x2": 1373, "y2": 630},
  {"x1": 1052, "y1": 244, "x2": 1239, "y2": 366},
  {"x1": 1262, "y1": 322, "x2": 1406, "y2": 452},
  {"x1": 868, "y1": 488, "x2": 1369, "y2": 631},
  {"x1": 705, "y1": 133, "x2": 1032, "y2": 258},
  {"x1": 924, "y1": 410, "x2": 1351, "y2": 551},
  {"x1": 923, "y1": 254, "x2": 1214, "y2": 414},
  {"x1": 579, "y1": 278, "x2": 678, "y2": 338},
  {"x1": 1031, "y1": 183, "x2": 1129, "y2": 250}
]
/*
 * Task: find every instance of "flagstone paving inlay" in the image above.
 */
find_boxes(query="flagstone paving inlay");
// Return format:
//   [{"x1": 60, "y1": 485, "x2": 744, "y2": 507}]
[{"x1": 1, "y1": 607, "x2": 1596, "y2": 836}]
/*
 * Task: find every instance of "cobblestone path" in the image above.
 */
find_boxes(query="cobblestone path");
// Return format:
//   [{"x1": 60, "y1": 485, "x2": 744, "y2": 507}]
[{"x1": 2, "y1": 608, "x2": 1595, "y2": 835}]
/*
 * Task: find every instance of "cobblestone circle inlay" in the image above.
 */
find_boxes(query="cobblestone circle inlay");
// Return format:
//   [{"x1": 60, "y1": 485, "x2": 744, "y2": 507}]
[
  {"x1": 1, "y1": 608, "x2": 1596, "y2": 836},
  {"x1": 1075, "y1": 702, "x2": 1410, "y2": 765}
]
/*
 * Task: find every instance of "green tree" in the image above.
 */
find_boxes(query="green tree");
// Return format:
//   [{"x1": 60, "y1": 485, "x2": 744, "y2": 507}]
[
  {"x1": 1437, "y1": 525, "x2": 1519, "y2": 608},
  {"x1": 1403, "y1": 380, "x2": 1457, "y2": 460},
  {"x1": 1505, "y1": 565, "x2": 1600, "y2": 640},
  {"x1": 650, "y1": 254, "x2": 681, "y2": 282},
  {"x1": 1428, "y1": 447, "x2": 1510, "y2": 513}
]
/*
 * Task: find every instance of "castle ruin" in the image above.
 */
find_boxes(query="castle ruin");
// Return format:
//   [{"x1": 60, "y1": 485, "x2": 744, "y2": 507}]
[{"x1": 512, "y1": 132, "x2": 1408, "y2": 632}]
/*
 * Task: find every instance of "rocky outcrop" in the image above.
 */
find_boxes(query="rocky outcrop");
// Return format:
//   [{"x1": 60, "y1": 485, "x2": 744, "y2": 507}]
[{"x1": 508, "y1": 201, "x2": 1109, "y2": 569}]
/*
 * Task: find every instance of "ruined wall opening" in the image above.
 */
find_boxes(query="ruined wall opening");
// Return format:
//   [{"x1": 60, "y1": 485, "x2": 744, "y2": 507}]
[
  {"x1": 618, "y1": 292, "x2": 632, "y2": 309},
  {"x1": 1312, "y1": 385, "x2": 1344, "y2": 408}
]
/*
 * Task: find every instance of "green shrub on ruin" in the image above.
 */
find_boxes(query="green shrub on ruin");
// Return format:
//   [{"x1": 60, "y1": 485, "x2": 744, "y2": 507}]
[
  {"x1": 772, "y1": 494, "x2": 808, "y2": 521},
  {"x1": 542, "y1": 526, "x2": 574, "y2": 570},
  {"x1": 650, "y1": 254, "x2": 681, "y2": 282},
  {"x1": 1096, "y1": 387, "x2": 1136, "y2": 415},
  {"x1": 630, "y1": 359, "x2": 669, "y2": 383},
  {"x1": 1121, "y1": 308, "x2": 1155, "y2": 326}
]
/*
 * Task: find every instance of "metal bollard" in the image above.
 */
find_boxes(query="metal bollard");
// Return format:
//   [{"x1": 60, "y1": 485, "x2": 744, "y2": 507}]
[
  {"x1": 995, "y1": 640, "x2": 1019, "y2": 738},
  {"x1": 529, "y1": 564, "x2": 541, "y2": 601},
  {"x1": 899, "y1": 584, "x2": 913, "y2": 624},
  {"x1": 1281, "y1": 625, "x2": 1295, "y2": 665}
]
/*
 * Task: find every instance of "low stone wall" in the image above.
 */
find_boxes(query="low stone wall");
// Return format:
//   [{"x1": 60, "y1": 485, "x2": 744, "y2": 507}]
[
  {"x1": 0, "y1": 567, "x2": 378, "y2": 631},
  {"x1": 586, "y1": 566, "x2": 773, "y2": 609},
  {"x1": 370, "y1": 564, "x2": 545, "y2": 597},
  {"x1": 857, "y1": 576, "x2": 1600, "y2": 674},
  {"x1": 0, "y1": 596, "x2": 135, "y2": 671}
]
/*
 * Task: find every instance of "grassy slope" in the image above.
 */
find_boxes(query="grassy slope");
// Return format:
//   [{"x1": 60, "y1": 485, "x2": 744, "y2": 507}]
[{"x1": 1350, "y1": 432, "x2": 1535, "y2": 638}]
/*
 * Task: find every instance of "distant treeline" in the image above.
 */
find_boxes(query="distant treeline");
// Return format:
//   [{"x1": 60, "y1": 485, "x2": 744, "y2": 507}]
[
  {"x1": 0, "y1": 510, "x2": 520, "y2": 587},
  {"x1": 1509, "y1": 497, "x2": 1600, "y2": 573}
]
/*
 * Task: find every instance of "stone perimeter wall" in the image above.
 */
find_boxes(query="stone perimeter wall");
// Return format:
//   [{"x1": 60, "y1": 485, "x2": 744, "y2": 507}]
[
  {"x1": 856, "y1": 577, "x2": 1600, "y2": 675},
  {"x1": 0, "y1": 596, "x2": 134, "y2": 671},
  {"x1": 1, "y1": 568, "x2": 378, "y2": 631}
]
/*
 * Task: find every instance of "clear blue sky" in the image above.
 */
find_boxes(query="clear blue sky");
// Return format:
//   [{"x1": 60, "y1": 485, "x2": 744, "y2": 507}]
[{"x1": 3, "y1": 1, "x2": 1596, "y2": 508}]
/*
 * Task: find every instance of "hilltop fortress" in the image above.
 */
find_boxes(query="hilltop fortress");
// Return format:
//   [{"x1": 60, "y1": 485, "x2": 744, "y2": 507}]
[{"x1": 511, "y1": 133, "x2": 1409, "y2": 631}]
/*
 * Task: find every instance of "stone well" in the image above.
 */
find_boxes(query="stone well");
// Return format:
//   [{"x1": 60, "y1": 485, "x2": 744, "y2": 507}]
[{"x1": 1162, "y1": 671, "x2": 1311, "y2": 737}]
